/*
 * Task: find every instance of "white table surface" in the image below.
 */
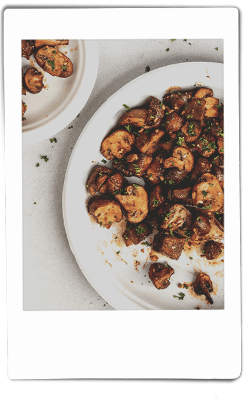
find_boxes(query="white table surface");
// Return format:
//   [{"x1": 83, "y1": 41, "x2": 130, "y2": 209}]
[{"x1": 23, "y1": 39, "x2": 223, "y2": 310}]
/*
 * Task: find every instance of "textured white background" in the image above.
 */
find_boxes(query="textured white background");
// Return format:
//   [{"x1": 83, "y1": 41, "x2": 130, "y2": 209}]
[{"x1": 23, "y1": 39, "x2": 223, "y2": 310}]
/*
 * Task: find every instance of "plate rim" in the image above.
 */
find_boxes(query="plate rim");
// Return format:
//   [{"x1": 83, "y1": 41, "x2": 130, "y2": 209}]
[
  {"x1": 22, "y1": 39, "x2": 99, "y2": 146},
  {"x1": 62, "y1": 61, "x2": 224, "y2": 310}
]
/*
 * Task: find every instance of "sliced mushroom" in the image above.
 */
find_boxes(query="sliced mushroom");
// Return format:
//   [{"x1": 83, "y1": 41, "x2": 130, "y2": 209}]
[
  {"x1": 115, "y1": 185, "x2": 148, "y2": 223},
  {"x1": 149, "y1": 185, "x2": 165, "y2": 211},
  {"x1": 119, "y1": 108, "x2": 148, "y2": 127},
  {"x1": 86, "y1": 166, "x2": 112, "y2": 195},
  {"x1": 192, "y1": 173, "x2": 224, "y2": 213},
  {"x1": 192, "y1": 214, "x2": 211, "y2": 239},
  {"x1": 88, "y1": 197, "x2": 123, "y2": 229},
  {"x1": 35, "y1": 46, "x2": 73, "y2": 77},
  {"x1": 167, "y1": 186, "x2": 192, "y2": 204},
  {"x1": 24, "y1": 67, "x2": 44, "y2": 94},
  {"x1": 101, "y1": 129, "x2": 135, "y2": 161},
  {"x1": 192, "y1": 273, "x2": 213, "y2": 305},
  {"x1": 149, "y1": 263, "x2": 174, "y2": 289},
  {"x1": 163, "y1": 146, "x2": 194, "y2": 172},
  {"x1": 34, "y1": 40, "x2": 69, "y2": 48}
]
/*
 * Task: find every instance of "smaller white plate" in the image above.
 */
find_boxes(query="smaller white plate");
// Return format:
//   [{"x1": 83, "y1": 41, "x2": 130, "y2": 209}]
[{"x1": 22, "y1": 40, "x2": 99, "y2": 146}]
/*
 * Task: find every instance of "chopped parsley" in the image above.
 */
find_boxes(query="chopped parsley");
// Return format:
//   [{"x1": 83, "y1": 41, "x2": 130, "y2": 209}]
[
  {"x1": 142, "y1": 241, "x2": 151, "y2": 247},
  {"x1": 202, "y1": 190, "x2": 208, "y2": 197},
  {"x1": 135, "y1": 225, "x2": 147, "y2": 236},
  {"x1": 123, "y1": 235, "x2": 128, "y2": 239},
  {"x1": 41, "y1": 155, "x2": 49, "y2": 163},
  {"x1": 145, "y1": 66, "x2": 150, "y2": 72},
  {"x1": 215, "y1": 47, "x2": 218, "y2": 50},
  {"x1": 152, "y1": 198, "x2": 159, "y2": 207},
  {"x1": 123, "y1": 104, "x2": 131, "y2": 111},
  {"x1": 169, "y1": 180, "x2": 175, "y2": 185},
  {"x1": 170, "y1": 39, "x2": 176, "y2": 42},
  {"x1": 50, "y1": 137, "x2": 57, "y2": 143},
  {"x1": 36, "y1": 163, "x2": 40, "y2": 167},
  {"x1": 173, "y1": 292, "x2": 185, "y2": 300},
  {"x1": 133, "y1": 163, "x2": 141, "y2": 173},
  {"x1": 101, "y1": 159, "x2": 107, "y2": 164},
  {"x1": 202, "y1": 205, "x2": 212, "y2": 210},
  {"x1": 124, "y1": 125, "x2": 131, "y2": 132},
  {"x1": 176, "y1": 136, "x2": 185, "y2": 146},
  {"x1": 47, "y1": 60, "x2": 55, "y2": 71},
  {"x1": 61, "y1": 65, "x2": 67, "y2": 70},
  {"x1": 117, "y1": 251, "x2": 121, "y2": 255}
]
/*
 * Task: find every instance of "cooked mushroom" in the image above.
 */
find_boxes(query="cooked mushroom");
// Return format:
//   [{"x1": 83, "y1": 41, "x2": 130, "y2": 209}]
[
  {"x1": 24, "y1": 67, "x2": 44, "y2": 94},
  {"x1": 181, "y1": 120, "x2": 202, "y2": 143},
  {"x1": 163, "y1": 146, "x2": 194, "y2": 172},
  {"x1": 115, "y1": 185, "x2": 148, "y2": 223},
  {"x1": 192, "y1": 272, "x2": 214, "y2": 305},
  {"x1": 153, "y1": 231, "x2": 185, "y2": 260},
  {"x1": 192, "y1": 214, "x2": 211, "y2": 238},
  {"x1": 100, "y1": 129, "x2": 135, "y2": 161},
  {"x1": 128, "y1": 153, "x2": 153, "y2": 177},
  {"x1": 217, "y1": 137, "x2": 224, "y2": 156},
  {"x1": 190, "y1": 157, "x2": 212, "y2": 182},
  {"x1": 86, "y1": 166, "x2": 112, "y2": 195},
  {"x1": 135, "y1": 128, "x2": 166, "y2": 155},
  {"x1": 194, "y1": 87, "x2": 213, "y2": 99},
  {"x1": 164, "y1": 110, "x2": 185, "y2": 133},
  {"x1": 204, "y1": 240, "x2": 223, "y2": 260},
  {"x1": 167, "y1": 186, "x2": 192, "y2": 204},
  {"x1": 195, "y1": 133, "x2": 217, "y2": 158},
  {"x1": 192, "y1": 173, "x2": 224, "y2": 213},
  {"x1": 22, "y1": 70, "x2": 26, "y2": 95},
  {"x1": 160, "y1": 204, "x2": 191, "y2": 233},
  {"x1": 204, "y1": 97, "x2": 220, "y2": 118},
  {"x1": 145, "y1": 158, "x2": 164, "y2": 185},
  {"x1": 149, "y1": 263, "x2": 174, "y2": 289},
  {"x1": 123, "y1": 221, "x2": 152, "y2": 246},
  {"x1": 35, "y1": 46, "x2": 73, "y2": 77},
  {"x1": 22, "y1": 40, "x2": 35, "y2": 59},
  {"x1": 34, "y1": 40, "x2": 69, "y2": 48},
  {"x1": 163, "y1": 90, "x2": 192, "y2": 111},
  {"x1": 88, "y1": 197, "x2": 123, "y2": 229},
  {"x1": 144, "y1": 96, "x2": 165, "y2": 129},
  {"x1": 181, "y1": 98, "x2": 206, "y2": 123},
  {"x1": 165, "y1": 167, "x2": 188, "y2": 186},
  {"x1": 149, "y1": 185, "x2": 165, "y2": 211},
  {"x1": 106, "y1": 172, "x2": 126, "y2": 195},
  {"x1": 119, "y1": 108, "x2": 148, "y2": 127}
]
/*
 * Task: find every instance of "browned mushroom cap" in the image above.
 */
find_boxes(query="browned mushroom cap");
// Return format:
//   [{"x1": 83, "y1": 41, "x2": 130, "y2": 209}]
[
  {"x1": 190, "y1": 157, "x2": 212, "y2": 182},
  {"x1": 192, "y1": 173, "x2": 224, "y2": 213},
  {"x1": 106, "y1": 172, "x2": 126, "y2": 195},
  {"x1": 88, "y1": 197, "x2": 123, "y2": 229},
  {"x1": 181, "y1": 98, "x2": 206, "y2": 123},
  {"x1": 145, "y1": 158, "x2": 164, "y2": 185},
  {"x1": 181, "y1": 121, "x2": 202, "y2": 143},
  {"x1": 119, "y1": 108, "x2": 148, "y2": 127},
  {"x1": 163, "y1": 91, "x2": 193, "y2": 111},
  {"x1": 163, "y1": 146, "x2": 194, "y2": 172},
  {"x1": 153, "y1": 231, "x2": 185, "y2": 260},
  {"x1": 165, "y1": 167, "x2": 188, "y2": 186},
  {"x1": 24, "y1": 67, "x2": 44, "y2": 94},
  {"x1": 35, "y1": 46, "x2": 73, "y2": 77},
  {"x1": 192, "y1": 214, "x2": 211, "y2": 239},
  {"x1": 34, "y1": 40, "x2": 69, "y2": 48},
  {"x1": 128, "y1": 153, "x2": 153, "y2": 177},
  {"x1": 195, "y1": 133, "x2": 217, "y2": 158},
  {"x1": 22, "y1": 70, "x2": 26, "y2": 95},
  {"x1": 100, "y1": 129, "x2": 135, "y2": 161},
  {"x1": 167, "y1": 186, "x2": 192, "y2": 204},
  {"x1": 192, "y1": 272, "x2": 213, "y2": 305},
  {"x1": 115, "y1": 185, "x2": 148, "y2": 223},
  {"x1": 164, "y1": 110, "x2": 185, "y2": 133},
  {"x1": 149, "y1": 263, "x2": 174, "y2": 289},
  {"x1": 204, "y1": 240, "x2": 223, "y2": 260},
  {"x1": 86, "y1": 166, "x2": 112, "y2": 195}
]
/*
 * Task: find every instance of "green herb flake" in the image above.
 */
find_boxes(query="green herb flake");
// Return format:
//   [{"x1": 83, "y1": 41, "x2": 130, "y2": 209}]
[
  {"x1": 36, "y1": 163, "x2": 40, "y2": 167},
  {"x1": 170, "y1": 39, "x2": 176, "y2": 42},
  {"x1": 169, "y1": 180, "x2": 175, "y2": 185},
  {"x1": 202, "y1": 190, "x2": 208, "y2": 197},
  {"x1": 215, "y1": 47, "x2": 218, "y2": 50},
  {"x1": 102, "y1": 159, "x2": 107, "y2": 164},
  {"x1": 117, "y1": 251, "x2": 121, "y2": 255},
  {"x1": 61, "y1": 65, "x2": 67, "y2": 70},
  {"x1": 152, "y1": 198, "x2": 159, "y2": 207},
  {"x1": 142, "y1": 241, "x2": 151, "y2": 247},
  {"x1": 47, "y1": 59, "x2": 55, "y2": 71},
  {"x1": 124, "y1": 124, "x2": 131, "y2": 132},
  {"x1": 145, "y1": 66, "x2": 150, "y2": 72},
  {"x1": 41, "y1": 155, "x2": 49, "y2": 163},
  {"x1": 50, "y1": 137, "x2": 57, "y2": 143},
  {"x1": 123, "y1": 104, "x2": 131, "y2": 111},
  {"x1": 173, "y1": 292, "x2": 185, "y2": 300},
  {"x1": 166, "y1": 48, "x2": 170, "y2": 52},
  {"x1": 135, "y1": 225, "x2": 147, "y2": 236}
]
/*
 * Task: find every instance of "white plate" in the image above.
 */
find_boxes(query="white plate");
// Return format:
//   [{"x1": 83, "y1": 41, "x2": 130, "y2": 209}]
[
  {"x1": 62, "y1": 62, "x2": 224, "y2": 310},
  {"x1": 22, "y1": 40, "x2": 99, "y2": 146}
]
